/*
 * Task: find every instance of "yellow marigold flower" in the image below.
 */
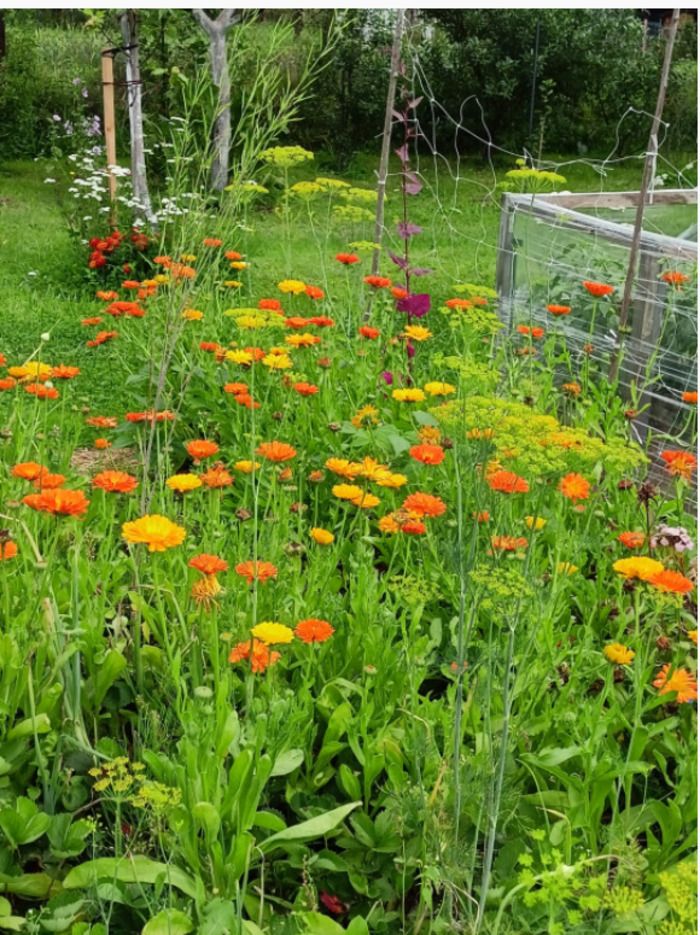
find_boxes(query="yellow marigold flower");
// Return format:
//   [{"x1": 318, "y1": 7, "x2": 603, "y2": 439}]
[
  {"x1": 230, "y1": 261, "x2": 248, "y2": 270},
  {"x1": 351, "y1": 491, "x2": 380, "y2": 509},
  {"x1": 223, "y1": 280, "x2": 243, "y2": 288},
  {"x1": 378, "y1": 514, "x2": 401, "y2": 534},
  {"x1": 374, "y1": 471, "x2": 408, "y2": 488},
  {"x1": 333, "y1": 483, "x2": 364, "y2": 501},
  {"x1": 424, "y1": 381, "x2": 456, "y2": 397},
  {"x1": 251, "y1": 621, "x2": 294, "y2": 645},
  {"x1": 688, "y1": 630, "x2": 698, "y2": 645},
  {"x1": 262, "y1": 353, "x2": 292, "y2": 369},
  {"x1": 403, "y1": 325, "x2": 432, "y2": 342},
  {"x1": 392, "y1": 388, "x2": 426, "y2": 403},
  {"x1": 154, "y1": 274, "x2": 170, "y2": 284},
  {"x1": 122, "y1": 514, "x2": 186, "y2": 552},
  {"x1": 604, "y1": 643, "x2": 635, "y2": 665},
  {"x1": 234, "y1": 460, "x2": 260, "y2": 473},
  {"x1": 180, "y1": 254, "x2": 197, "y2": 262},
  {"x1": 525, "y1": 516, "x2": 546, "y2": 530},
  {"x1": 9, "y1": 361, "x2": 53, "y2": 381},
  {"x1": 285, "y1": 333, "x2": 320, "y2": 348},
  {"x1": 613, "y1": 557, "x2": 665, "y2": 582},
  {"x1": 325, "y1": 458, "x2": 363, "y2": 479},
  {"x1": 310, "y1": 527, "x2": 334, "y2": 545},
  {"x1": 166, "y1": 473, "x2": 202, "y2": 493},
  {"x1": 356, "y1": 457, "x2": 388, "y2": 480},
  {"x1": 277, "y1": 279, "x2": 307, "y2": 295},
  {"x1": 225, "y1": 349, "x2": 254, "y2": 365},
  {"x1": 182, "y1": 308, "x2": 203, "y2": 321},
  {"x1": 557, "y1": 562, "x2": 578, "y2": 575},
  {"x1": 351, "y1": 404, "x2": 380, "y2": 428},
  {"x1": 418, "y1": 425, "x2": 442, "y2": 444}
]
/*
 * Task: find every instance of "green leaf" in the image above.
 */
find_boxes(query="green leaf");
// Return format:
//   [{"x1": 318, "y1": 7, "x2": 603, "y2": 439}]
[
  {"x1": 271, "y1": 748, "x2": 304, "y2": 777},
  {"x1": 346, "y1": 919, "x2": 370, "y2": 935},
  {"x1": 63, "y1": 856, "x2": 197, "y2": 899},
  {"x1": 92, "y1": 650, "x2": 127, "y2": 708},
  {"x1": 0, "y1": 798, "x2": 51, "y2": 847},
  {"x1": 259, "y1": 802, "x2": 361, "y2": 853},
  {"x1": 142, "y1": 909, "x2": 193, "y2": 935},
  {"x1": 6, "y1": 715, "x2": 51, "y2": 741},
  {"x1": 296, "y1": 913, "x2": 345, "y2": 935},
  {"x1": 192, "y1": 803, "x2": 220, "y2": 841}
]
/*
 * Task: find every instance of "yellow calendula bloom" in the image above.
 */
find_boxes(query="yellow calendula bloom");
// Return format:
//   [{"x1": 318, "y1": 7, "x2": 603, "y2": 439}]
[
  {"x1": 374, "y1": 471, "x2": 408, "y2": 488},
  {"x1": 424, "y1": 381, "x2": 456, "y2": 397},
  {"x1": 223, "y1": 280, "x2": 242, "y2": 288},
  {"x1": 277, "y1": 279, "x2": 307, "y2": 295},
  {"x1": 403, "y1": 325, "x2": 432, "y2": 342},
  {"x1": 225, "y1": 349, "x2": 254, "y2": 365},
  {"x1": 9, "y1": 361, "x2": 53, "y2": 381},
  {"x1": 325, "y1": 458, "x2": 363, "y2": 479},
  {"x1": 262, "y1": 353, "x2": 292, "y2": 370},
  {"x1": 613, "y1": 557, "x2": 665, "y2": 582},
  {"x1": 234, "y1": 460, "x2": 260, "y2": 473},
  {"x1": 351, "y1": 491, "x2": 380, "y2": 509},
  {"x1": 166, "y1": 474, "x2": 202, "y2": 493},
  {"x1": 122, "y1": 514, "x2": 186, "y2": 552},
  {"x1": 332, "y1": 484, "x2": 364, "y2": 501},
  {"x1": 525, "y1": 516, "x2": 546, "y2": 530},
  {"x1": 351, "y1": 405, "x2": 380, "y2": 429},
  {"x1": 393, "y1": 388, "x2": 426, "y2": 403},
  {"x1": 154, "y1": 274, "x2": 170, "y2": 284},
  {"x1": 251, "y1": 622, "x2": 294, "y2": 645},
  {"x1": 604, "y1": 643, "x2": 635, "y2": 665},
  {"x1": 557, "y1": 562, "x2": 578, "y2": 575},
  {"x1": 182, "y1": 308, "x2": 203, "y2": 321},
  {"x1": 378, "y1": 514, "x2": 401, "y2": 534},
  {"x1": 230, "y1": 261, "x2": 248, "y2": 270},
  {"x1": 310, "y1": 527, "x2": 334, "y2": 545},
  {"x1": 180, "y1": 254, "x2": 197, "y2": 262},
  {"x1": 356, "y1": 457, "x2": 388, "y2": 480}
]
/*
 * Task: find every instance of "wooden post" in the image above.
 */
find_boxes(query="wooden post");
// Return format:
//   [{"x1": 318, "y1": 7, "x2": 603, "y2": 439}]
[
  {"x1": 101, "y1": 49, "x2": 118, "y2": 215},
  {"x1": 625, "y1": 250, "x2": 665, "y2": 438},
  {"x1": 369, "y1": 10, "x2": 404, "y2": 281},
  {"x1": 495, "y1": 195, "x2": 517, "y2": 331},
  {"x1": 609, "y1": 8, "x2": 680, "y2": 383}
]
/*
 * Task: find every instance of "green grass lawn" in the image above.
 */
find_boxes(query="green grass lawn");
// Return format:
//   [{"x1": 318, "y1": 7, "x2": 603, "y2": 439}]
[{"x1": 0, "y1": 151, "x2": 695, "y2": 413}]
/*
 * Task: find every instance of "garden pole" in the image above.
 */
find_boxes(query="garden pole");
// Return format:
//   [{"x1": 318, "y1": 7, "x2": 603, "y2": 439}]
[
  {"x1": 609, "y1": 8, "x2": 680, "y2": 384},
  {"x1": 366, "y1": 8, "x2": 405, "y2": 311},
  {"x1": 101, "y1": 49, "x2": 118, "y2": 220}
]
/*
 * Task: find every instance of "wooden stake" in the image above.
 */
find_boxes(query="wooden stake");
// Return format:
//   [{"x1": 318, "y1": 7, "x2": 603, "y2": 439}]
[
  {"x1": 368, "y1": 10, "x2": 404, "y2": 285},
  {"x1": 609, "y1": 8, "x2": 680, "y2": 383},
  {"x1": 101, "y1": 49, "x2": 118, "y2": 217}
]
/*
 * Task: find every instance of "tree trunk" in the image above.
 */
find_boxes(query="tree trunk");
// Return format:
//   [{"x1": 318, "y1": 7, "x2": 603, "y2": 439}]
[
  {"x1": 119, "y1": 10, "x2": 157, "y2": 227},
  {"x1": 192, "y1": 9, "x2": 240, "y2": 192},
  {"x1": 0, "y1": 12, "x2": 6, "y2": 60}
]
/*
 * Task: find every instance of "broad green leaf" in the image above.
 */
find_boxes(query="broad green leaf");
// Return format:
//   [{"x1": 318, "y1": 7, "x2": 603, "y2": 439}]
[
  {"x1": 260, "y1": 802, "x2": 360, "y2": 853},
  {"x1": 92, "y1": 650, "x2": 127, "y2": 708},
  {"x1": 192, "y1": 802, "x2": 220, "y2": 840},
  {"x1": 6, "y1": 715, "x2": 51, "y2": 741},
  {"x1": 346, "y1": 919, "x2": 370, "y2": 935},
  {"x1": 142, "y1": 909, "x2": 193, "y2": 935},
  {"x1": 271, "y1": 748, "x2": 304, "y2": 777},
  {"x1": 296, "y1": 913, "x2": 345, "y2": 935},
  {"x1": 63, "y1": 856, "x2": 196, "y2": 899}
]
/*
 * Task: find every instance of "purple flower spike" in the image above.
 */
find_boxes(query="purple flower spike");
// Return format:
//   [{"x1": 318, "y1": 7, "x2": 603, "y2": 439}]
[
  {"x1": 396, "y1": 293, "x2": 431, "y2": 319},
  {"x1": 397, "y1": 222, "x2": 423, "y2": 239}
]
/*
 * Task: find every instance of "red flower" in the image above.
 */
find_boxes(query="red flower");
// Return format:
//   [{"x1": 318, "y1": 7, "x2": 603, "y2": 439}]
[
  {"x1": 335, "y1": 253, "x2": 360, "y2": 265},
  {"x1": 358, "y1": 326, "x2": 380, "y2": 340},
  {"x1": 582, "y1": 280, "x2": 614, "y2": 298}
]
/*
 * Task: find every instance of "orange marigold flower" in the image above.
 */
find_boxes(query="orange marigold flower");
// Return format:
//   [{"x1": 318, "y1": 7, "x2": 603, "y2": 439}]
[
  {"x1": 225, "y1": 250, "x2": 243, "y2": 261},
  {"x1": 613, "y1": 557, "x2": 665, "y2": 581},
  {"x1": 474, "y1": 510, "x2": 490, "y2": 522},
  {"x1": 409, "y1": 444, "x2": 445, "y2": 466},
  {"x1": 682, "y1": 391, "x2": 697, "y2": 404},
  {"x1": 618, "y1": 531, "x2": 645, "y2": 549},
  {"x1": 351, "y1": 491, "x2": 380, "y2": 509},
  {"x1": 402, "y1": 492, "x2": 446, "y2": 518},
  {"x1": 660, "y1": 450, "x2": 697, "y2": 481},
  {"x1": 23, "y1": 488, "x2": 90, "y2": 516},
  {"x1": 582, "y1": 280, "x2": 614, "y2": 297},
  {"x1": 335, "y1": 253, "x2": 360, "y2": 265},
  {"x1": 285, "y1": 316, "x2": 310, "y2": 329},
  {"x1": 12, "y1": 461, "x2": 46, "y2": 481},
  {"x1": 378, "y1": 514, "x2": 401, "y2": 534},
  {"x1": 305, "y1": 285, "x2": 325, "y2": 299},
  {"x1": 295, "y1": 618, "x2": 335, "y2": 643},
  {"x1": 401, "y1": 519, "x2": 427, "y2": 535},
  {"x1": 87, "y1": 330, "x2": 118, "y2": 348},
  {"x1": 94, "y1": 438, "x2": 111, "y2": 450},
  {"x1": 200, "y1": 465, "x2": 233, "y2": 488},
  {"x1": 487, "y1": 470, "x2": 529, "y2": 494},
  {"x1": 546, "y1": 304, "x2": 571, "y2": 316},
  {"x1": 96, "y1": 290, "x2": 118, "y2": 301},
  {"x1": 285, "y1": 332, "x2": 321, "y2": 348},
  {"x1": 391, "y1": 287, "x2": 408, "y2": 300},
  {"x1": 604, "y1": 643, "x2": 635, "y2": 665},
  {"x1": 51, "y1": 364, "x2": 80, "y2": 379},
  {"x1": 0, "y1": 540, "x2": 18, "y2": 561},
  {"x1": 189, "y1": 553, "x2": 228, "y2": 575},
  {"x1": 516, "y1": 325, "x2": 545, "y2": 339},
  {"x1": 363, "y1": 275, "x2": 392, "y2": 289},
  {"x1": 0, "y1": 377, "x2": 16, "y2": 391},
  {"x1": 224, "y1": 382, "x2": 248, "y2": 395},
  {"x1": 562, "y1": 382, "x2": 581, "y2": 396},
  {"x1": 33, "y1": 473, "x2": 65, "y2": 490},
  {"x1": 559, "y1": 472, "x2": 590, "y2": 501},
  {"x1": 25, "y1": 383, "x2": 58, "y2": 400},
  {"x1": 649, "y1": 569, "x2": 694, "y2": 594},
  {"x1": 186, "y1": 440, "x2": 220, "y2": 461},
  {"x1": 235, "y1": 560, "x2": 278, "y2": 584},
  {"x1": 333, "y1": 483, "x2": 364, "y2": 501},
  {"x1": 491, "y1": 535, "x2": 528, "y2": 551},
  {"x1": 258, "y1": 298, "x2": 282, "y2": 311},
  {"x1": 661, "y1": 270, "x2": 689, "y2": 287},
  {"x1": 203, "y1": 237, "x2": 223, "y2": 247},
  {"x1": 86, "y1": 416, "x2": 118, "y2": 428},
  {"x1": 445, "y1": 297, "x2": 472, "y2": 309},
  {"x1": 359, "y1": 326, "x2": 380, "y2": 339},
  {"x1": 257, "y1": 441, "x2": 297, "y2": 462},
  {"x1": 652, "y1": 664, "x2": 698, "y2": 703},
  {"x1": 308, "y1": 315, "x2": 334, "y2": 327},
  {"x1": 228, "y1": 639, "x2": 280, "y2": 673},
  {"x1": 293, "y1": 382, "x2": 319, "y2": 396},
  {"x1": 310, "y1": 527, "x2": 334, "y2": 544},
  {"x1": 122, "y1": 514, "x2": 186, "y2": 551},
  {"x1": 92, "y1": 471, "x2": 138, "y2": 494}
]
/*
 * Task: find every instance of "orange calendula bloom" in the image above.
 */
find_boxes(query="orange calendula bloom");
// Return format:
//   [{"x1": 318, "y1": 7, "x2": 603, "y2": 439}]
[
  {"x1": 12, "y1": 461, "x2": 46, "y2": 481},
  {"x1": 86, "y1": 416, "x2": 118, "y2": 428},
  {"x1": 188, "y1": 553, "x2": 229, "y2": 575},
  {"x1": 51, "y1": 365, "x2": 80, "y2": 379},
  {"x1": 582, "y1": 280, "x2": 614, "y2": 297},
  {"x1": 186, "y1": 440, "x2": 220, "y2": 460},
  {"x1": 559, "y1": 473, "x2": 590, "y2": 501},
  {"x1": 23, "y1": 489, "x2": 90, "y2": 516},
  {"x1": 652, "y1": 664, "x2": 698, "y2": 703},
  {"x1": 295, "y1": 618, "x2": 334, "y2": 643},
  {"x1": 305, "y1": 284, "x2": 325, "y2": 299},
  {"x1": 224, "y1": 382, "x2": 249, "y2": 396},
  {"x1": 409, "y1": 444, "x2": 445, "y2": 466},
  {"x1": 228, "y1": 639, "x2": 280, "y2": 673},
  {"x1": 618, "y1": 531, "x2": 645, "y2": 549},
  {"x1": 660, "y1": 450, "x2": 697, "y2": 481},
  {"x1": 200, "y1": 465, "x2": 233, "y2": 488},
  {"x1": 547, "y1": 304, "x2": 571, "y2": 316},
  {"x1": 649, "y1": 569, "x2": 694, "y2": 594},
  {"x1": 487, "y1": 470, "x2": 529, "y2": 494},
  {"x1": 613, "y1": 557, "x2": 665, "y2": 582},
  {"x1": 25, "y1": 383, "x2": 58, "y2": 400},
  {"x1": 401, "y1": 519, "x2": 427, "y2": 535},
  {"x1": 604, "y1": 643, "x2": 635, "y2": 665},
  {"x1": 92, "y1": 471, "x2": 138, "y2": 494},
  {"x1": 257, "y1": 441, "x2": 297, "y2": 462},
  {"x1": 445, "y1": 297, "x2": 472, "y2": 309},
  {"x1": 122, "y1": 515, "x2": 186, "y2": 551},
  {"x1": 293, "y1": 382, "x2": 319, "y2": 396},
  {"x1": 0, "y1": 377, "x2": 16, "y2": 390},
  {"x1": 310, "y1": 527, "x2": 334, "y2": 545},
  {"x1": 358, "y1": 326, "x2": 380, "y2": 339},
  {"x1": 491, "y1": 535, "x2": 528, "y2": 552},
  {"x1": 34, "y1": 473, "x2": 65, "y2": 490},
  {"x1": 335, "y1": 253, "x2": 360, "y2": 265},
  {"x1": 364, "y1": 275, "x2": 392, "y2": 289},
  {"x1": 562, "y1": 382, "x2": 581, "y2": 396},
  {"x1": 661, "y1": 270, "x2": 689, "y2": 287},
  {"x1": 235, "y1": 560, "x2": 277, "y2": 584},
  {"x1": 0, "y1": 541, "x2": 18, "y2": 561},
  {"x1": 378, "y1": 514, "x2": 401, "y2": 534},
  {"x1": 681, "y1": 391, "x2": 697, "y2": 404},
  {"x1": 402, "y1": 492, "x2": 446, "y2": 518},
  {"x1": 94, "y1": 438, "x2": 110, "y2": 450},
  {"x1": 203, "y1": 237, "x2": 223, "y2": 247}
]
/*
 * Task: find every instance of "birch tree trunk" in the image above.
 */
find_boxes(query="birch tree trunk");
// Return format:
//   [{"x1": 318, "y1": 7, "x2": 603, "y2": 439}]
[
  {"x1": 119, "y1": 10, "x2": 157, "y2": 226},
  {"x1": 192, "y1": 9, "x2": 240, "y2": 192}
]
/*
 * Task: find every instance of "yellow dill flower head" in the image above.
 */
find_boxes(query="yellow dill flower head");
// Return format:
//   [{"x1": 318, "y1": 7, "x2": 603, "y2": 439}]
[
  {"x1": 225, "y1": 349, "x2": 254, "y2": 365},
  {"x1": 315, "y1": 177, "x2": 351, "y2": 190},
  {"x1": 403, "y1": 325, "x2": 432, "y2": 342},
  {"x1": 166, "y1": 473, "x2": 202, "y2": 493},
  {"x1": 392, "y1": 388, "x2": 426, "y2": 403},
  {"x1": 604, "y1": 643, "x2": 635, "y2": 665},
  {"x1": 613, "y1": 557, "x2": 665, "y2": 582},
  {"x1": 525, "y1": 516, "x2": 546, "y2": 530},
  {"x1": 310, "y1": 527, "x2": 334, "y2": 545},
  {"x1": 424, "y1": 381, "x2": 456, "y2": 397},
  {"x1": 277, "y1": 279, "x2": 307, "y2": 295},
  {"x1": 260, "y1": 145, "x2": 314, "y2": 168},
  {"x1": 289, "y1": 180, "x2": 324, "y2": 197},
  {"x1": 235, "y1": 314, "x2": 268, "y2": 329},
  {"x1": 251, "y1": 621, "x2": 294, "y2": 644}
]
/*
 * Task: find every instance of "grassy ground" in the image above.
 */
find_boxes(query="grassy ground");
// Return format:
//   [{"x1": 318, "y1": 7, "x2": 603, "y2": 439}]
[{"x1": 0, "y1": 151, "x2": 695, "y2": 412}]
